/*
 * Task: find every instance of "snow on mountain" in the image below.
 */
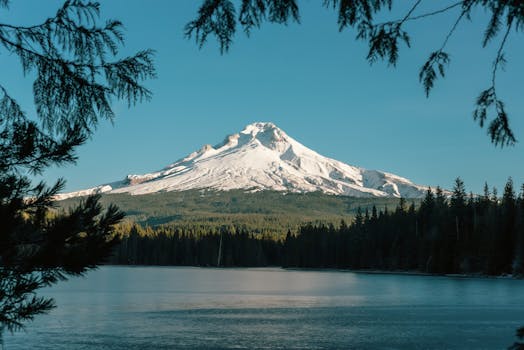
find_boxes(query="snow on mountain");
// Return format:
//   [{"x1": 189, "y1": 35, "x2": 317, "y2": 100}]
[{"x1": 57, "y1": 122, "x2": 430, "y2": 199}]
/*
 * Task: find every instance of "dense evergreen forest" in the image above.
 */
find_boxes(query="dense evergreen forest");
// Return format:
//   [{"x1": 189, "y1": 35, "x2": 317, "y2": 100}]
[
  {"x1": 60, "y1": 190, "x2": 402, "y2": 235},
  {"x1": 109, "y1": 178, "x2": 524, "y2": 276}
]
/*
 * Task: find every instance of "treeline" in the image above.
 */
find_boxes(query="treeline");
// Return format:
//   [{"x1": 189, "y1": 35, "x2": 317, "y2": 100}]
[
  {"x1": 285, "y1": 178, "x2": 524, "y2": 275},
  {"x1": 109, "y1": 225, "x2": 282, "y2": 266},
  {"x1": 109, "y1": 178, "x2": 524, "y2": 276}
]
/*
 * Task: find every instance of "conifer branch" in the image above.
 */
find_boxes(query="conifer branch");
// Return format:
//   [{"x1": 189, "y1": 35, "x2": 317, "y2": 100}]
[
  {"x1": 188, "y1": 0, "x2": 522, "y2": 145},
  {"x1": 418, "y1": 2, "x2": 473, "y2": 97},
  {"x1": 0, "y1": 0, "x2": 153, "y2": 334}
]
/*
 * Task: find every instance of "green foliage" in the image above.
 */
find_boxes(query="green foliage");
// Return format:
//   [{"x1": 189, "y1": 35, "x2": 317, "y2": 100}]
[
  {"x1": 474, "y1": 87, "x2": 515, "y2": 146},
  {"x1": 185, "y1": 0, "x2": 300, "y2": 53},
  {"x1": 360, "y1": 21, "x2": 410, "y2": 66},
  {"x1": 107, "y1": 178, "x2": 524, "y2": 279},
  {"x1": 0, "y1": 194, "x2": 123, "y2": 332},
  {"x1": 188, "y1": 0, "x2": 522, "y2": 146},
  {"x1": 324, "y1": 0, "x2": 393, "y2": 31},
  {"x1": 110, "y1": 224, "x2": 281, "y2": 267},
  {"x1": 286, "y1": 177, "x2": 524, "y2": 276},
  {"x1": 58, "y1": 190, "x2": 407, "y2": 237},
  {"x1": 419, "y1": 51, "x2": 450, "y2": 97},
  {"x1": 509, "y1": 326, "x2": 524, "y2": 350},
  {"x1": 0, "y1": 0, "x2": 154, "y2": 334}
]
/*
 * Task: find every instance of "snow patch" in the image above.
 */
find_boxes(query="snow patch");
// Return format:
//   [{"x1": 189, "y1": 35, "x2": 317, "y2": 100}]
[{"x1": 58, "y1": 122, "x2": 430, "y2": 199}]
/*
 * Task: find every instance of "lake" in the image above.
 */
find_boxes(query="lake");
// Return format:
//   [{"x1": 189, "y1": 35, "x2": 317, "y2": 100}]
[{"x1": 5, "y1": 266, "x2": 524, "y2": 349}]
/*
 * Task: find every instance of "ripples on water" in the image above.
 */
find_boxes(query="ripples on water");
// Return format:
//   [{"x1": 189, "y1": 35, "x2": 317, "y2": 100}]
[{"x1": 6, "y1": 266, "x2": 524, "y2": 349}]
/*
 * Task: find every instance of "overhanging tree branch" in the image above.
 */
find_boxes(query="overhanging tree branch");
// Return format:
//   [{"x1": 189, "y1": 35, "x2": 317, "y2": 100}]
[
  {"x1": 473, "y1": 21, "x2": 515, "y2": 146},
  {"x1": 187, "y1": 0, "x2": 522, "y2": 146},
  {"x1": 0, "y1": 0, "x2": 155, "y2": 336}
]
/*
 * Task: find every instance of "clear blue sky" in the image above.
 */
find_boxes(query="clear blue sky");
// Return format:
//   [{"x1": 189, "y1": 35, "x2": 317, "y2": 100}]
[{"x1": 2, "y1": 1, "x2": 523, "y2": 194}]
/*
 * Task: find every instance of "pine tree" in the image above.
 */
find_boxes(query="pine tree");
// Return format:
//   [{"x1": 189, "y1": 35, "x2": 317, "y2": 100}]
[
  {"x1": 371, "y1": 205, "x2": 378, "y2": 221},
  {"x1": 451, "y1": 178, "x2": 467, "y2": 209},
  {"x1": 435, "y1": 186, "x2": 447, "y2": 208},
  {"x1": 421, "y1": 187, "x2": 435, "y2": 209},
  {"x1": 500, "y1": 178, "x2": 517, "y2": 273},
  {"x1": 492, "y1": 187, "x2": 499, "y2": 203},
  {"x1": 451, "y1": 177, "x2": 467, "y2": 241},
  {"x1": 514, "y1": 184, "x2": 524, "y2": 275},
  {"x1": 0, "y1": 0, "x2": 154, "y2": 335},
  {"x1": 483, "y1": 182, "x2": 491, "y2": 201},
  {"x1": 397, "y1": 197, "x2": 407, "y2": 213},
  {"x1": 354, "y1": 207, "x2": 363, "y2": 227}
]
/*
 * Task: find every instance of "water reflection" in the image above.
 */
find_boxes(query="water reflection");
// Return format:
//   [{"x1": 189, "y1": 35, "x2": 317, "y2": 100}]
[{"x1": 6, "y1": 266, "x2": 524, "y2": 349}]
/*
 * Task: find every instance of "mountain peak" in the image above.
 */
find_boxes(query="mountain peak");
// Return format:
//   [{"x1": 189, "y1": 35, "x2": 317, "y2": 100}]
[
  {"x1": 56, "y1": 122, "x2": 430, "y2": 199},
  {"x1": 239, "y1": 122, "x2": 290, "y2": 152},
  {"x1": 242, "y1": 121, "x2": 279, "y2": 133}
]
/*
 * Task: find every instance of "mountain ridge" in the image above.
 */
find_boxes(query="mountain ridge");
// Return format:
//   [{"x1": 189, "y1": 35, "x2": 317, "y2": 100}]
[{"x1": 56, "y1": 122, "x2": 429, "y2": 200}]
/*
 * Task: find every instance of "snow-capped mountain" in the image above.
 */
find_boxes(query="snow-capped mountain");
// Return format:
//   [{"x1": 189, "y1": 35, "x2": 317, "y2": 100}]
[{"x1": 57, "y1": 122, "x2": 430, "y2": 199}]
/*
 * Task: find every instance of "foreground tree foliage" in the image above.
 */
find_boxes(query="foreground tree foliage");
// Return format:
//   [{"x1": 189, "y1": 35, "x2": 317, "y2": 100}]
[
  {"x1": 0, "y1": 0, "x2": 154, "y2": 335},
  {"x1": 188, "y1": 0, "x2": 522, "y2": 146},
  {"x1": 509, "y1": 326, "x2": 524, "y2": 350}
]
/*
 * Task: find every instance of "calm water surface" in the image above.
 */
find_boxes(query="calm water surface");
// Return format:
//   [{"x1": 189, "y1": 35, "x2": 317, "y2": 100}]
[{"x1": 6, "y1": 266, "x2": 524, "y2": 349}]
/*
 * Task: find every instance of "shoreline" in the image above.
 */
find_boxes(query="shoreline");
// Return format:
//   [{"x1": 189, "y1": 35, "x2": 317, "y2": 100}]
[
  {"x1": 104, "y1": 264, "x2": 522, "y2": 280},
  {"x1": 283, "y1": 267, "x2": 521, "y2": 280}
]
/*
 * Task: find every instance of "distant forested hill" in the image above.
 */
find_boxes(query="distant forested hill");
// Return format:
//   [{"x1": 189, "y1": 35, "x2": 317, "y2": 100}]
[
  {"x1": 103, "y1": 179, "x2": 524, "y2": 277},
  {"x1": 58, "y1": 190, "x2": 409, "y2": 236}
]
